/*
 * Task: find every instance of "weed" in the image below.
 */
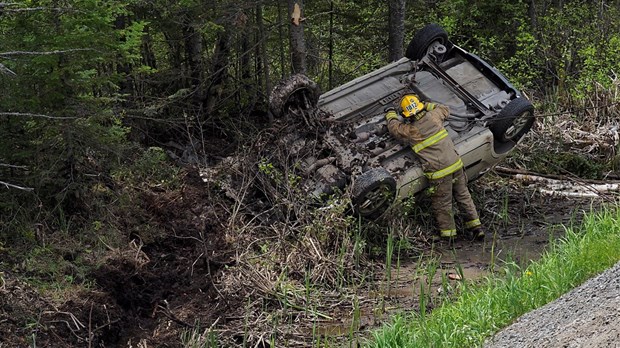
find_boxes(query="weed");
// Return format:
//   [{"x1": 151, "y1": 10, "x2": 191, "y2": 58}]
[
  {"x1": 384, "y1": 231, "x2": 394, "y2": 298},
  {"x1": 350, "y1": 294, "x2": 361, "y2": 344},
  {"x1": 112, "y1": 146, "x2": 180, "y2": 189},
  {"x1": 180, "y1": 321, "x2": 218, "y2": 348}
]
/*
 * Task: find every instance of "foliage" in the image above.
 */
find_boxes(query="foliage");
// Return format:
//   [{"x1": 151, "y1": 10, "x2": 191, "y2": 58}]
[{"x1": 112, "y1": 146, "x2": 180, "y2": 189}]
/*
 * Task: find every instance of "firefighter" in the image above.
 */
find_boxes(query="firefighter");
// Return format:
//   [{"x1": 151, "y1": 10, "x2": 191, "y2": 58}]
[{"x1": 384, "y1": 94, "x2": 484, "y2": 240}]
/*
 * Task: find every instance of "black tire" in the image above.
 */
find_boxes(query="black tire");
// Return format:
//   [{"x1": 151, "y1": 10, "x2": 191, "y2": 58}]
[
  {"x1": 351, "y1": 168, "x2": 397, "y2": 218},
  {"x1": 490, "y1": 97, "x2": 535, "y2": 154},
  {"x1": 405, "y1": 23, "x2": 452, "y2": 61},
  {"x1": 269, "y1": 74, "x2": 320, "y2": 118}
]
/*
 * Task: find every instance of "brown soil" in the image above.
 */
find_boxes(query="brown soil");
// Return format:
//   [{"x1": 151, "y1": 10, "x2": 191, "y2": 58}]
[{"x1": 0, "y1": 168, "x2": 604, "y2": 347}]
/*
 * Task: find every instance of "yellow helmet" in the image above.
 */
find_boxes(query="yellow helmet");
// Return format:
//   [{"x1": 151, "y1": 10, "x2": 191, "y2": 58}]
[{"x1": 400, "y1": 94, "x2": 425, "y2": 118}]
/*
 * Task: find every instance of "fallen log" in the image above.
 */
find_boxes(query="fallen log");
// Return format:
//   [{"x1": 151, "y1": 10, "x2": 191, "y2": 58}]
[
  {"x1": 495, "y1": 167, "x2": 620, "y2": 198},
  {"x1": 494, "y1": 166, "x2": 620, "y2": 185}
]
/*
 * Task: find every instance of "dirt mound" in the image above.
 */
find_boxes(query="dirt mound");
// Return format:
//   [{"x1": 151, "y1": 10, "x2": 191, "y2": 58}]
[{"x1": 0, "y1": 168, "x2": 237, "y2": 347}]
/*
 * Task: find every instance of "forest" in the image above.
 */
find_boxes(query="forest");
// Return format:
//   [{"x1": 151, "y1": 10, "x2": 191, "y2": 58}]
[{"x1": 1, "y1": 0, "x2": 620, "y2": 347}]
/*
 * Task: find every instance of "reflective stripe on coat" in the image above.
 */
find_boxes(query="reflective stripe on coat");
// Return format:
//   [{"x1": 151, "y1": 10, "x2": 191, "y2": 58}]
[{"x1": 386, "y1": 105, "x2": 462, "y2": 177}]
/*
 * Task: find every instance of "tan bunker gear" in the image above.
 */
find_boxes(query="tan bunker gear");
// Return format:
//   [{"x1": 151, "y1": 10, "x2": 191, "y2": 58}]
[{"x1": 385, "y1": 96, "x2": 483, "y2": 239}]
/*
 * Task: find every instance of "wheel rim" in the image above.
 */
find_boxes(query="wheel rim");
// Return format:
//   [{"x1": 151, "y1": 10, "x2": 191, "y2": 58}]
[
  {"x1": 504, "y1": 110, "x2": 532, "y2": 141},
  {"x1": 358, "y1": 184, "x2": 393, "y2": 215},
  {"x1": 425, "y1": 39, "x2": 446, "y2": 56}
]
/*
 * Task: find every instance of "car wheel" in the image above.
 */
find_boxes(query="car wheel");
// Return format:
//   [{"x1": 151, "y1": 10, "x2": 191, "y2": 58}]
[
  {"x1": 405, "y1": 23, "x2": 453, "y2": 61},
  {"x1": 490, "y1": 97, "x2": 535, "y2": 153},
  {"x1": 269, "y1": 74, "x2": 320, "y2": 119},
  {"x1": 352, "y1": 168, "x2": 397, "y2": 218}
]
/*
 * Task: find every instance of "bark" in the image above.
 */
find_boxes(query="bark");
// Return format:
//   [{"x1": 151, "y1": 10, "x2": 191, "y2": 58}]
[
  {"x1": 288, "y1": 0, "x2": 307, "y2": 74},
  {"x1": 256, "y1": 2, "x2": 271, "y2": 104},
  {"x1": 277, "y1": 1, "x2": 285, "y2": 78},
  {"x1": 141, "y1": 32, "x2": 157, "y2": 70},
  {"x1": 237, "y1": 10, "x2": 253, "y2": 106},
  {"x1": 388, "y1": 0, "x2": 406, "y2": 62},
  {"x1": 328, "y1": 1, "x2": 334, "y2": 89},
  {"x1": 182, "y1": 17, "x2": 203, "y2": 89},
  {"x1": 206, "y1": 28, "x2": 232, "y2": 116},
  {"x1": 528, "y1": 0, "x2": 538, "y2": 31},
  {"x1": 115, "y1": 15, "x2": 134, "y2": 99},
  {"x1": 239, "y1": 11, "x2": 251, "y2": 82},
  {"x1": 163, "y1": 29, "x2": 183, "y2": 90}
]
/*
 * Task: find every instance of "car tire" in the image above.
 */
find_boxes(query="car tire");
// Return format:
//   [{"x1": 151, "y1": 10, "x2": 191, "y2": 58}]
[
  {"x1": 490, "y1": 97, "x2": 535, "y2": 153},
  {"x1": 269, "y1": 74, "x2": 321, "y2": 118},
  {"x1": 351, "y1": 168, "x2": 397, "y2": 218},
  {"x1": 405, "y1": 23, "x2": 453, "y2": 61}
]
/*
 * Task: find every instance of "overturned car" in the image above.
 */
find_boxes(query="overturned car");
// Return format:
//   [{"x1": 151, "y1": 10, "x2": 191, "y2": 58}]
[{"x1": 251, "y1": 24, "x2": 534, "y2": 218}]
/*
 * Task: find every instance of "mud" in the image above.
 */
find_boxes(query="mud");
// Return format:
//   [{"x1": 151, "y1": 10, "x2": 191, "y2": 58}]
[{"x1": 0, "y1": 170, "x2": 604, "y2": 347}]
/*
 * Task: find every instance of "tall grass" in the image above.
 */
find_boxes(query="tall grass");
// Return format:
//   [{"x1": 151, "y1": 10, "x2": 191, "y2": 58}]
[{"x1": 369, "y1": 205, "x2": 620, "y2": 348}]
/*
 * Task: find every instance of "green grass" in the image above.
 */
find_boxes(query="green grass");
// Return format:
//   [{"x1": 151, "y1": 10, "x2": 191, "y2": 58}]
[{"x1": 368, "y1": 205, "x2": 620, "y2": 348}]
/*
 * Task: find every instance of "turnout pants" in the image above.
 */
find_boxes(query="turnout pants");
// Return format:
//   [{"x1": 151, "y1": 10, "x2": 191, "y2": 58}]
[{"x1": 429, "y1": 168, "x2": 480, "y2": 236}]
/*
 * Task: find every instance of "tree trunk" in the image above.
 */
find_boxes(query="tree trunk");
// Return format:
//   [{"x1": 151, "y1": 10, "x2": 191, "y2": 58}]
[
  {"x1": 328, "y1": 0, "x2": 334, "y2": 89},
  {"x1": 528, "y1": 0, "x2": 538, "y2": 32},
  {"x1": 115, "y1": 14, "x2": 134, "y2": 99},
  {"x1": 163, "y1": 30, "x2": 184, "y2": 90},
  {"x1": 206, "y1": 28, "x2": 231, "y2": 116},
  {"x1": 256, "y1": 2, "x2": 271, "y2": 102},
  {"x1": 388, "y1": 0, "x2": 406, "y2": 62},
  {"x1": 141, "y1": 32, "x2": 157, "y2": 71},
  {"x1": 184, "y1": 19, "x2": 206, "y2": 105},
  {"x1": 288, "y1": 0, "x2": 307, "y2": 74},
  {"x1": 277, "y1": 2, "x2": 285, "y2": 78},
  {"x1": 240, "y1": 11, "x2": 251, "y2": 82},
  {"x1": 182, "y1": 17, "x2": 203, "y2": 89}
]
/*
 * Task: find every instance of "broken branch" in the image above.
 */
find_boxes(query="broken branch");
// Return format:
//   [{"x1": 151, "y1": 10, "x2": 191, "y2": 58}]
[
  {"x1": 0, "y1": 180, "x2": 34, "y2": 191},
  {"x1": 0, "y1": 48, "x2": 92, "y2": 57},
  {"x1": 0, "y1": 112, "x2": 76, "y2": 120}
]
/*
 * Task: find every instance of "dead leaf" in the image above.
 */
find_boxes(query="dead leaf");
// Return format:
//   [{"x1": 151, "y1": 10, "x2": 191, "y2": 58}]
[{"x1": 447, "y1": 273, "x2": 462, "y2": 281}]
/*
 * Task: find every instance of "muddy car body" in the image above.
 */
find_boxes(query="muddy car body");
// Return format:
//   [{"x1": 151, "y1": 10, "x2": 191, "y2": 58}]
[{"x1": 269, "y1": 24, "x2": 534, "y2": 217}]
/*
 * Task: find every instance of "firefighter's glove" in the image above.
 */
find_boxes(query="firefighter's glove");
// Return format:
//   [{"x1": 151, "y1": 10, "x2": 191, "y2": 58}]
[{"x1": 384, "y1": 106, "x2": 398, "y2": 122}]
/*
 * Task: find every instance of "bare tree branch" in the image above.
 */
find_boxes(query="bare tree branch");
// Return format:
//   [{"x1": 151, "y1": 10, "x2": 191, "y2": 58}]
[
  {"x1": 0, "y1": 62, "x2": 16, "y2": 77},
  {"x1": 0, "y1": 2, "x2": 20, "y2": 8},
  {"x1": 0, "y1": 163, "x2": 27, "y2": 169},
  {"x1": 0, "y1": 180, "x2": 33, "y2": 191},
  {"x1": 0, "y1": 2, "x2": 71, "y2": 12},
  {"x1": 3, "y1": 7, "x2": 68, "y2": 12},
  {"x1": 0, "y1": 112, "x2": 76, "y2": 120},
  {"x1": 0, "y1": 48, "x2": 92, "y2": 57}
]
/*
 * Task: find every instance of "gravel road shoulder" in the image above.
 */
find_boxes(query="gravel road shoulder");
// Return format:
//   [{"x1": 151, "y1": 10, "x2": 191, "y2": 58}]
[{"x1": 484, "y1": 261, "x2": 620, "y2": 348}]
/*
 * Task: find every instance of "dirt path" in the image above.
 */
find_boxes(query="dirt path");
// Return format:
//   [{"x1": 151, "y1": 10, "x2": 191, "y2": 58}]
[{"x1": 484, "y1": 260, "x2": 620, "y2": 348}]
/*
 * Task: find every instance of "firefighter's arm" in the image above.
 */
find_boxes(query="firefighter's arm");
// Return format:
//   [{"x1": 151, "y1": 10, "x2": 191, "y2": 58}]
[
  {"x1": 426, "y1": 103, "x2": 450, "y2": 122},
  {"x1": 385, "y1": 107, "x2": 420, "y2": 141}
]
